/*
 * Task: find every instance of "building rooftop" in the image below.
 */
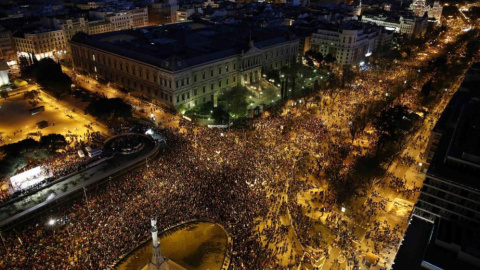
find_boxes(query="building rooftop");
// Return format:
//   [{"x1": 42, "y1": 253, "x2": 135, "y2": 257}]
[
  {"x1": 12, "y1": 27, "x2": 61, "y2": 38},
  {"x1": 427, "y1": 65, "x2": 480, "y2": 191},
  {"x1": 392, "y1": 216, "x2": 433, "y2": 270},
  {"x1": 362, "y1": 9, "x2": 424, "y2": 22},
  {"x1": 393, "y1": 216, "x2": 480, "y2": 270},
  {"x1": 71, "y1": 22, "x2": 297, "y2": 72},
  {"x1": 422, "y1": 218, "x2": 480, "y2": 270},
  {"x1": 315, "y1": 20, "x2": 381, "y2": 34}
]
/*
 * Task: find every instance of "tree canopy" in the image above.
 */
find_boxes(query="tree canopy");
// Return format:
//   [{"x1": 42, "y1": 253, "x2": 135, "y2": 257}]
[
  {"x1": 218, "y1": 85, "x2": 249, "y2": 117},
  {"x1": 86, "y1": 98, "x2": 132, "y2": 119}
]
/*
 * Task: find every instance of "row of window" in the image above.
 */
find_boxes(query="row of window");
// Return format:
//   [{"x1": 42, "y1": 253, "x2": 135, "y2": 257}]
[{"x1": 176, "y1": 76, "x2": 237, "y2": 103}]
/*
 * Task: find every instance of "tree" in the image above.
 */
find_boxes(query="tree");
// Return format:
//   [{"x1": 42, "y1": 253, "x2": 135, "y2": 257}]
[
  {"x1": 23, "y1": 90, "x2": 39, "y2": 100},
  {"x1": 0, "y1": 89, "x2": 8, "y2": 99},
  {"x1": 421, "y1": 79, "x2": 433, "y2": 98},
  {"x1": 40, "y1": 134, "x2": 66, "y2": 151},
  {"x1": 86, "y1": 98, "x2": 132, "y2": 118},
  {"x1": 218, "y1": 86, "x2": 249, "y2": 117},
  {"x1": 211, "y1": 107, "x2": 229, "y2": 124},
  {"x1": 304, "y1": 50, "x2": 323, "y2": 68},
  {"x1": 341, "y1": 65, "x2": 355, "y2": 88},
  {"x1": 373, "y1": 105, "x2": 415, "y2": 153},
  {"x1": 34, "y1": 58, "x2": 72, "y2": 97},
  {"x1": 1, "y1": 138, "x2": 39, "y2": 155},
  {"x1": 324, "y1": 54, "x2": 336, "y2": 64},
  {"x1": 285, "y1": 62, "x2": 302, "y2": 97}
]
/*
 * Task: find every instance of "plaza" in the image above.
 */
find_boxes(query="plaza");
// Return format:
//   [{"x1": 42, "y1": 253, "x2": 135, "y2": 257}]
[{"x1": 0, "y1": 87, "x2": 108, "y2": 146}]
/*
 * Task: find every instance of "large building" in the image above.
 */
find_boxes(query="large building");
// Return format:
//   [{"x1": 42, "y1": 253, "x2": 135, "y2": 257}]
[
  {"x1": 89, "y1": 7, "x2": 149, "y2": 31},
  {"x1": 76, "y1": 1, "x2": 108, "y2": 10},
  {"x1": 41, "y1": 17, "x2": 114, "y2": 40},
  {"x1": 310, "y1": 21, "x2": 392, "y2": 65},
  {"x1": 13, "y1": 28, "x2": 67, "y2": 61},
  {"x1": 87, "y1": 20, "x2": 114, "y2": 35},
  {"x1": 61, "y1": 18, "x2": 88, "y2": 41},
  {"x1": 361, "y1": 12, "x2": 428, "y2": 38},
  {"x1": 410, "y1": 0, "x2": 443, "y2": 21},
  {"x1": 414, "y1": 64, "x2": 480, "y2": 224},
  {"x1": 148, "y1": 0, "x2": 178, "y2": 25},
  {"x1": 0, "y1": 26, "x2": 16, "y2": 64},
  {"x1": 393, "y1": 63, "x2": 480, "y2": 270},
  {"x1": 70, "y1": 23, "x2": 299, "y2": 109}
]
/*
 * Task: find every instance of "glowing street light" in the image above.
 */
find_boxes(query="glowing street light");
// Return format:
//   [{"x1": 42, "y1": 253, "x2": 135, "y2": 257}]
[
  {"x1": 341, "y1": 207, "x2": 346, "y2": 213},
  {"x1": 48, "y1": 219, "x2": 56, "y2": 226}
]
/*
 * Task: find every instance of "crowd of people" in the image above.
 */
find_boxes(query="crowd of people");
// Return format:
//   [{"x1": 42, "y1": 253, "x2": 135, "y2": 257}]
[
  {"x1": 0, "y1": 130, "x2": 105, "y2": 204},
  {"x1": 0, "y1": 23, "x2": 467, "y2": 270}
]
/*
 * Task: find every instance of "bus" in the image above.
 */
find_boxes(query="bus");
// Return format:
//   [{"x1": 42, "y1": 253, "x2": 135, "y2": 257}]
[
  {"x1": 30, "y1": 106, "x2": 45, "y2": 115},
  {"x1": 88, "y1": 149, "x2": 102, "y2": 158}
]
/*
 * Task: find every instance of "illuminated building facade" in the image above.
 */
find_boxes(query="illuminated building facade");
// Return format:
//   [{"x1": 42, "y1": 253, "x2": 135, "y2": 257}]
[
  {"x1": 70, "y1": 23, "x2": 299, "y2": 109},
  {"x1": 361, "y1": 12, "x2": 428, "y2": 38},
  {"x1": 310, "y1": 21, "x2": 390, "y2": 65},
  {"x1": 13, "y1": 29, "x2": 67, "y2": 61}
]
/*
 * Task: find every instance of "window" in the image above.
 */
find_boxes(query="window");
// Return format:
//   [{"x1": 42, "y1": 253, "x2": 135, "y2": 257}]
[
  {"x1": 233, "y1": 63, "x2": 236, "y2": 70},
  {"x1": 194, "y1": 74, "x2": 197, "y2": 82},
  {"x1": 226, "y1": 65, "x2": 229, "y2": 72},
  {"x1": 218, "y1": 81, "x2": 221, "y2": 87},
  {"x1": 176, "y1": 81, "x2": 179, "y2": 88},
  {"x1": 210, "y1": 83, "x2": 214, "y2": 90},
  {"x1": 202, "y1": 72, "x2": 205, "y2": 79},
  {"x1": 187, "y1": 92, "x2": 190, "y2": 99},
  {"x1": 203, "y1": 86, "x2": 206, "y2": 93},
  {"x1": 181, "y1": 79, "x2": 184, "y2": 87},
  {"x1": 177, "y1": 96, "x2": 180, "y2": 102},
  {"x1": 218, "y1": 67, "x2": 221, "y2": 74},
  {"x1": 182, "y1": 94, "x2": 185, "y2": 101},
  {"x1": 233, "y1": 76, "x2": 236, "y2": 82},
  {"x1": 211, "y1": 69, "x2": 214, "y2": 76},
  {"x1": 194, "y1": 89, "x2": 197, "y2": 96}
]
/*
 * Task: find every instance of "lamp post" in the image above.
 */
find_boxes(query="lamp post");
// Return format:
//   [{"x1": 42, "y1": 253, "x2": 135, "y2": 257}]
[
  {"x1": 83, "y1": 187, "x2": 91, "y2": 214},
  {"x1": 48, "y1": 218, "x2": 56, "y2": 236},
  {"x1": 0, "y1": 230, "x2": 7, "y2": 253}
]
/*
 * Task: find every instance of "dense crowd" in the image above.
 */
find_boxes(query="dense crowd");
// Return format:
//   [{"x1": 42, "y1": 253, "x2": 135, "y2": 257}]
[
  {"x1": 0, "y1": 131, "x2": 104, "y2": 204},
  {"x1": 0, "y1": 69, "x2": 428, "y2": 269},
  {"x1": 0, "y1": 24, "x2": 469, "y2": 270}
]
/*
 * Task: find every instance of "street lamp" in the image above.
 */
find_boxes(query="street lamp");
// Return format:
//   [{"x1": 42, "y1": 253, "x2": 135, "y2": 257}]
[
  {"x1": 341, "y1": 207, "x2": 346, "y2": 213},
  {"x1": 48, "y1": 218, "x2": 56, "y2": 226}
]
